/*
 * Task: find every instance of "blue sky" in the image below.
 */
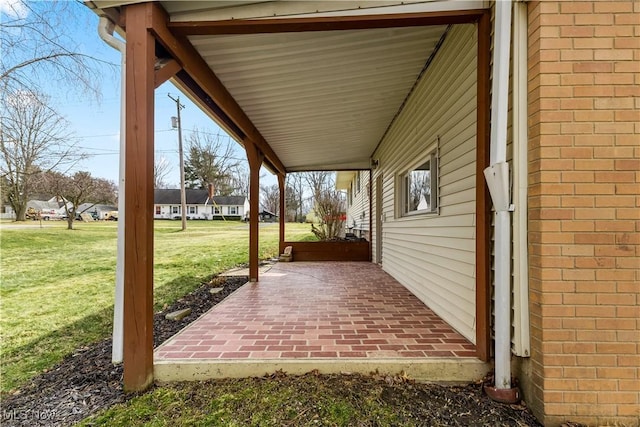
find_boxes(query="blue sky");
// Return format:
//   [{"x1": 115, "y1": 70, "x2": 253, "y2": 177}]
[{"x1": 2, "y1": 0, "x2": 269, "y2": 189}]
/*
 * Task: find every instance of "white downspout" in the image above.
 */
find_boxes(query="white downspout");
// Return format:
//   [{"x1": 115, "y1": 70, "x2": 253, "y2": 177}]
[
  {"x1": 483, "y1": 0, "x2": 513, "y2": 391},
  {"x1": 97, "y1": 17, "x2": 126, "y2": 364}
]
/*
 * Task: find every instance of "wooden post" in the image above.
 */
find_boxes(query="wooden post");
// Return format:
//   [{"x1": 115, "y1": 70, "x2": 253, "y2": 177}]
[
  {"x1": 278, "y1": 173, "x2": 286, "y2": 253},
  {"x1": 123, "y1": 3, "x2": 155, "y2": 392},
  {"x1": 475, "y1": 10, "x2": 492, "y2": 363},
  {"x1": 245, "y1": 142, "x2": 263, "y2": 281}
]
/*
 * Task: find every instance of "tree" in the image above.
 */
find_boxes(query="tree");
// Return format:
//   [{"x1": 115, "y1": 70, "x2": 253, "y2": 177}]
[
  {"x1": 0, "y1": 90, "x2": 80, "y2": 221},
  {"x1": 304, "y1": 171, "x2": 333, "y2": 200},
  {"x1": 284, "y1": 184, "x2": 301, "y2": 222},
  {"x1": 310, "y1": 188, "x2": 345, "y2": 241},
  {"x1": 154, "y1": 156, "x2": 172, "y2": 189},
  {"x1": 39, "y1": 170, "x2": 116, "y2": 230},
  {"x1": 301, "y1": 172, "x2": 345, "y2": 240},
  {"x1": 0, "y1": 0, "x2": 106, "y2": 98},
  {"x1": 227, "y1": 164, "x2": 251, "y2": 197},
  {"x1": 184, "y1": 129, "x2": 242, "y2": 195},
  {"x1": 286, "y1": 173, "x2": 306, "y2": 222},
  {"x1": 260, "y1": 183, "x2": 279, "y2": 215}
]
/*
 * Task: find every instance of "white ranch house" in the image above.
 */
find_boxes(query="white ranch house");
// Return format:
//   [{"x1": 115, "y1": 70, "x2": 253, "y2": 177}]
[{"x1": 154, "y1": 189, "x2": 248, "y2": 221}]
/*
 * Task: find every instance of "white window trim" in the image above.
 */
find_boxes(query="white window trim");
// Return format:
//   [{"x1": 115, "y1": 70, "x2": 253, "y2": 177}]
[{"x1": 397, "y1": 138, "x2": 439, "y2": 218}]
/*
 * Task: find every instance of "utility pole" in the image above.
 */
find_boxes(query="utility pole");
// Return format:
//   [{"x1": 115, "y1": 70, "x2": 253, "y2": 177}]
[{"x1": 168, "y1": 93, "x2": 186, "y2": 231}]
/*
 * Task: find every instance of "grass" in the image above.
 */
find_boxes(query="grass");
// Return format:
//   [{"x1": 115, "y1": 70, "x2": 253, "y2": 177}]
[
  {"x1": 0, "y1": 220, "x2": 315, "y2": 393},
  {"x1": 79, "y1": 373, "x2": 409, "y2": 427},
  {"x1": 77, "y1": 372, "x2": 541, "y2": 427}
]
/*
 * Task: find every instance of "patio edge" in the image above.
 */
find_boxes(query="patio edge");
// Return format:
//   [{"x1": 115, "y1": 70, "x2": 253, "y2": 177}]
[{"x1": 154, "y1": 358, "x2": 490, "y2": 384}]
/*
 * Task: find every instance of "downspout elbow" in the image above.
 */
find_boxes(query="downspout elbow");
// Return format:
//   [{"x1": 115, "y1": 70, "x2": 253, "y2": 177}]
[{"x1": 97, "y1": 16, "x2": 125, "y2": 53}]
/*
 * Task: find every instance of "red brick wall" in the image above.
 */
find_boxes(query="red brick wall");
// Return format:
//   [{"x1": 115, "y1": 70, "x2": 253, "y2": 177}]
[{"x1": 526, "y1": 1, "x2": 639, "y2": 426}]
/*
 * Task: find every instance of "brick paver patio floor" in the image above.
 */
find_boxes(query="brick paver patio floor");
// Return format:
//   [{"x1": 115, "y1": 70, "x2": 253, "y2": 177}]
[{"x1": 155, "y1": 262, "x2": 476, "y2": 361}]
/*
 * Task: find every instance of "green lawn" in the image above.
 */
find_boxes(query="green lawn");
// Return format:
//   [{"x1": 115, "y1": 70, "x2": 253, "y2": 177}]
[
  {"x1": 79, "y1": 374, "x2": 409, "y2": 427},
  {"x1": 0, "y1": 220, "x2": 315, "y2": 393}
]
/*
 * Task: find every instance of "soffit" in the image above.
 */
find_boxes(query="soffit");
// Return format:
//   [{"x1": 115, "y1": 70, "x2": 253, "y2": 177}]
[{"x1": 189, "y1": 25, "x2": 447, "y2": 171}]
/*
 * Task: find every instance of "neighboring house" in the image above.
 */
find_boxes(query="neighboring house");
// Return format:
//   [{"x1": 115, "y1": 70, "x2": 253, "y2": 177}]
[
  {"x1": 154, "y1": 189, "x2": 249, "y2": 221},
  {"x1": 1, "y1": 205, "x2": 16, "y2": 220},
  {"x1": 76, "y1": 203, "x2": 118, "y2": 220},
  {"x1": 258, "y1": 210, "x2": 277, "y2": 222},
  {"x1": 27, "y1": 197, "x2": 71, "y2": 220},
  {"x1": 89, "y1": 1, "x2": 639, "y2": 426},
  {"x1": 336, "y1": 170, "x2": 370, "y2": 240}
]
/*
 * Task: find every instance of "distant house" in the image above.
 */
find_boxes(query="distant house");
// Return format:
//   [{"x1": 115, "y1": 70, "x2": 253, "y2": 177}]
[
  {"x1": 1, "y1": 205, "x2": 15, "y2": 220},
  {"x1": 258, "y1": 210, "x2": 277, "y2": 222},
  {"x1": 75, "y1": 203, "x2": 118, "y2": 220},
  {"x1": 27, "y1": 197, "x2": 71, "y2": 220},
  {"x1": 154, "y1": 189, "x2": 249, "y2": 221}
]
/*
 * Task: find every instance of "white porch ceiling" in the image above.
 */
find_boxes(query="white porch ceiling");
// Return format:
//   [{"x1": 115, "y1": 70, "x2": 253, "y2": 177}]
[{"x1": 190, "y1": 26, "x2": 447, "y2": 171}]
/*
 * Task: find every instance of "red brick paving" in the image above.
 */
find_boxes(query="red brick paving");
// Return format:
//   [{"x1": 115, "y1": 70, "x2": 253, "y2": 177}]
[{"x1": 155, "y1": 262, "x2": 476, "y2": 361}]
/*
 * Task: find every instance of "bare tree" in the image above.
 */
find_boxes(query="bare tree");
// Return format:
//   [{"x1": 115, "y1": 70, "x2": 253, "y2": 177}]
[
  {"x1": 37, "y1": 170, "x2": 117, "y2": 230},
  {"x1": 184, "y1": 129, "x2": 242, "y2": 195},
  {"x1": 310, "y1": 189, "x2": 345, "y2": 241},
  {"x1": 154, "y1": 156, "x2": 172, "y2": 189},
  {"x1": 229, "y1": 164, "x2": 250, "y2": 196},
  {"x1": 300, "y1": 172, "x2": 345, "y2": 239},
  {"x1": 260, "y1": 183, "x2": 279, "y2": 215},
  {"x1": 286, "y1": 173, "x2": 306, "y2": 222},
  {"x1": 304, "y1": 171, "x2": 333, "y2": 200},
  {"x1": 0, "y1": 0, "x2": 107, "y2": 98},
  {"x1": 0, "y1": 91, "x2": 81, "y2": 221}
]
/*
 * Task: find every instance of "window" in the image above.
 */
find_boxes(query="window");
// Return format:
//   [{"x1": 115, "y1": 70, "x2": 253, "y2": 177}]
[
  {"x1": 402, "y1": 151, "x2": 438, "y2": 215},
  {"x1": 189, "y1": 206, "x2": 196, "y2": 214},
  {"x1": 172, "y1": 206, "x2": 179, "y2": 214},
  {"x1": 212, "y1": 206, "x2": 220, "y2": 215},
  {"x1": 356, "y1": 171, "x2": 361, "y2": 194},
  {"x1": 229, "y1": 206, "x2": 238, "y2": 215},
  {"x1": 155, "y1": 206, "x2": 161, "y2": 215}
]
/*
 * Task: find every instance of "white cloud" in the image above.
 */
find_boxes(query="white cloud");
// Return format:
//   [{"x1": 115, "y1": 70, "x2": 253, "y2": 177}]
[{"x1": 0, "y1": 0, "x2": 28, "y2": 19}]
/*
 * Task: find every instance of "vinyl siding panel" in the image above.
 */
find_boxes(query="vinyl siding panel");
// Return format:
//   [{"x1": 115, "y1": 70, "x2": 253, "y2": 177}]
[
  {"x1": 372, "y1": 24, "x2": 478, "y2": 342},
  {"x1": 345, "y1": 170, "x2": 371, "y2": 238}
]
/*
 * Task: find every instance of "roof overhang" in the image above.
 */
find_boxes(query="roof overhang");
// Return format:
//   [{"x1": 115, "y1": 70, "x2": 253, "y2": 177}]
[
  {"x1": 336, "y1": 171, "x2": 357, "y2": 190},
  {"x1": 86, "y1": 1, "x2": 489, "y2": 174}
]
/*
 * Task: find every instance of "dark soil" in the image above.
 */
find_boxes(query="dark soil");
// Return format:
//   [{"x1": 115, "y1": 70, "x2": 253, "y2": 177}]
[
  {"x1": 1, "y1": 276, "x2": 248, "y2": 427},
  {"x1": 1, "y1": 273, "x2": 543, "y2": 427}
]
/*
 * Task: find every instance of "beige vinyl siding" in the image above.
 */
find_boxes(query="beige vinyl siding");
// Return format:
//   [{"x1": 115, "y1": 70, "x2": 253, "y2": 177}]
[
  {"x1": 372, "y1": 23, "x2": 478, "y2": 342},
  {"x1": 346, "y1": 170, "x2": 370, "y2": 237}
]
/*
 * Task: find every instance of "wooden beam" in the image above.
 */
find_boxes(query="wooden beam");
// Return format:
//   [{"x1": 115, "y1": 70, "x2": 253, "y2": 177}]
[
  {"x1": 147, "y1": 3, "x2": 286, "y2": 175},
  {"x1": 168, "y1": 9, "x2": 486, "y2": 36},
  {"x1": 154, "y1": 59, "x2": 182, "y2": 89},
  {"x1": 278, "y1": 173, "x2": 286, "y2": 254},
  {"x1": 246, "y1": 142, "x2": 264, "y2": 281},
  {"x1": 475, "y1": 10, "x2": 491, "y2": 363},
  {"x1": 123, "y1": 2, "x2": 155, "y2": 392},
  {"x1": 172, "y1": 71, "x2": 245, "y2": 141}
]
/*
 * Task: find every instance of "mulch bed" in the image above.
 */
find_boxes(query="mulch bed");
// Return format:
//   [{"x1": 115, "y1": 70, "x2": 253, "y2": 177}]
[
  {"x1": 1, "y1": 275, "x2": 248, "y2": 427},
  {"x1": 2, "y1": 272, "x2": 547, "y2": 427}
]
